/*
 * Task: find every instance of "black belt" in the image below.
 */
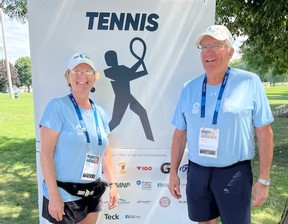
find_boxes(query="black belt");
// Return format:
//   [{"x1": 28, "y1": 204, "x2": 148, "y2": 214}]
[
  {"x1": 188, "y1": 160, "x2": 251, "y2": 169},
  {"x1": 55, "y1": 178, "x2": 108, "y2": 198}
]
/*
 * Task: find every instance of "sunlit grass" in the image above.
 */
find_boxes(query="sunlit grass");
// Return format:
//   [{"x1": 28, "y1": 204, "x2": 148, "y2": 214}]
[
  {"x1": 265, "y1": 85, "x2": 288, "y2": 106},
  {"x1": 250, "y1": 85, "x2": 288, "y2": 224},
  {"x1": 0, "y1": 93, "x2": 38, "y2": 224}
]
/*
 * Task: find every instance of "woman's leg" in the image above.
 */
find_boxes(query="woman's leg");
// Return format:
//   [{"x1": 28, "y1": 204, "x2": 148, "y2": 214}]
[{"x1": 78, "y1": 212, "x2": 99, "y2": 224}]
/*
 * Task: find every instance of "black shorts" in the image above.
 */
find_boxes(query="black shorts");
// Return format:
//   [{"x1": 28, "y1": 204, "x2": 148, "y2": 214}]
[
  {"x1": 42, "y1": 196, "x2": 102, "y2": 224},
  {"x1": 186, "y1": 160, "x2": 253, "y2": 224}
]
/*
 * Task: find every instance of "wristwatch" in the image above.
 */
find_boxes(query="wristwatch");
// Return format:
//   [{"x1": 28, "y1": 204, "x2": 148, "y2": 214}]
[{"x1": 257, "y1": 178, "x2": 271, "y2": 186}]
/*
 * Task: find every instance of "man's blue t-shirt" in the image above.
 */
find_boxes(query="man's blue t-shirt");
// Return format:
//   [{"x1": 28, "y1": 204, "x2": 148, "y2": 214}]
[
  {"x1": 172, "y1": 68, "x2": 274, "y2": 167},
  {"x1": 40, "y1": 95, "x2": 110, "y2": 202}
]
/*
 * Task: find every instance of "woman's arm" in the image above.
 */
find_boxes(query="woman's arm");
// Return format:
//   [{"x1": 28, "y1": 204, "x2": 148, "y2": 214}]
[
  {"x1": 102, "y1": 145, "x2": 118, "y2": 209},
  {"x1": 40, "y1": 126, "x2": 64, "y2": 221}
]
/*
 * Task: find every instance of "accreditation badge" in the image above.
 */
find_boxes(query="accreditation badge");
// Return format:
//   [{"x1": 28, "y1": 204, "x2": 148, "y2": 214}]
[
  {"x1": 198, "y1": 127, "x2": 219, "y2": 158},
  {"x1": 81, "y1": 153, "x2": 100, "y2": 181}
]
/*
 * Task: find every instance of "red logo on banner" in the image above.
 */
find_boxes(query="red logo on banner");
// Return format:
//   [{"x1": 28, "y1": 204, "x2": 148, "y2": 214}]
[
  {"x1": 136, "y1": 166, "x2": 152, "y2": 171},
  {"x1": 118, "y1": 162, "x2": 127, "y2": 174},
  {"x1": 159, "y1": 196, "x2": 170, "y2": 208}
]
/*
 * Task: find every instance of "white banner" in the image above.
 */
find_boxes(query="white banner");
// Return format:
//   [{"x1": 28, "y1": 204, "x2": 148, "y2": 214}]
[
  {"x1": 28, "y1": 0, "x2": 215, "y2": 223},
  {"x1": 98, "y1": 149, "x2": 189, "y2": 223}
]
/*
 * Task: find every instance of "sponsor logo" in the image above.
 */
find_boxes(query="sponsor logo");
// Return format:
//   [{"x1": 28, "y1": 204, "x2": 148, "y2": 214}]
[
  {"x1": 160, "y1": 162, "x2": 188, "y2": 174},
  {"x1": 137, "y1": 166, "x2": 152, "y2": 171},
  {"x1": 125, "y1": 214, "x2": 141, "y2": 219},
  {"x1": 116, "y1": 182, "x2": 131, "y2": 188},
  {"x1": 157, "y1": 183, "x2": 169, "y2": 188},
  {"x1": 118, "y1": 162, "x2": 127, "y2": 174},
  {"x1": 178, "y1": 200, "x2": 187, "y2": 204},
  {"x1": 160, "y1": 162, "x2": 171, "y2": 174},
  {"x1": 118, "y1": 198, "x2": 130, "y2": 204},
  {"x1": 179, "y1": 164, "x2": 188, "y2": 172},
  {"x1": 104, "y1": 213, "x2": 120, "y2": 220},
  {"x1": 136, "y1": 200, "x2": 152, "y2": 205},
  {"x1": 159, "y1": 196, "x2": 170, "y2": 208},
  {"x1": 136, "y1": 180, "x2": 152, "y2": 190}
]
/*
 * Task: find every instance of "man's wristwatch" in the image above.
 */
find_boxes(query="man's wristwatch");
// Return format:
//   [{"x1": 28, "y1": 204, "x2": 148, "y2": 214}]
[{"x1": 257, "y1": 178, "x2": 271, "y2": 186}]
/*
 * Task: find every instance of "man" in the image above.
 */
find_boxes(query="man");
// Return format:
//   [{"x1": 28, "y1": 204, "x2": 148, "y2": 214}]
[{"x1": 168, "y1": 25, "x2": 274, "y2": 224}]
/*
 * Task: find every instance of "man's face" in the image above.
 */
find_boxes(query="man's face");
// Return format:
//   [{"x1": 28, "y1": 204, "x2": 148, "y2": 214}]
[{"x1": 199, "y1": 36, "x2": 234, "y2": 76}]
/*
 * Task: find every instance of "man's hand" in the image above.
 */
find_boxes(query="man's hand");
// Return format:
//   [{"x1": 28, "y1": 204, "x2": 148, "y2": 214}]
[
  {"x1": 168, "y1": 174, "x2": 182, "y2": 199},
  {"x1": 252, "y1": 182, "x2": 269, "y2": 207}
]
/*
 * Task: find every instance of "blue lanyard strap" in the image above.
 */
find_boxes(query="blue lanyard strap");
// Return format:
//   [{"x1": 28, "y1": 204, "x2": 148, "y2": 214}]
[
  {"x1": 201, "y1": 68, "x2": 230, "y2": 125},
  {"x1": 90, "y1": 99, "x2": 103, "y2": 145},
  {"x1": 68, "y1": 93, "x2": 102, "y2": 145}
]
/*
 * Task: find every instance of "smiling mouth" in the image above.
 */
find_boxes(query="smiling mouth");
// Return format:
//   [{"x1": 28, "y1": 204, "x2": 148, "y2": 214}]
[
  {"x1": 77, "y1": 81, "x2": 88, "y2": 85},
  {"x1": 206, "y1": 59, "x2": 216, "y2": 62}
]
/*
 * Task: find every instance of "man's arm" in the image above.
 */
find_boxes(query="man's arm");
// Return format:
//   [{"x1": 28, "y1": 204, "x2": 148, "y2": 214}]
[
  {"x1": 252, "y1": 124, "x2": 274, "y2": 206},
  {"x1": 168, "y1": 128, "x2": 187, "y2": 199}
]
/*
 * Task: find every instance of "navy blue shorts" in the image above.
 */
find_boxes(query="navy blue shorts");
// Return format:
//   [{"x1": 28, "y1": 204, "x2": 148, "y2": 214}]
[
  {"x1": 186, "y1": 160, "x2": 253, "y2": 224},
  {"x1": 42, "y1": 196, "x2": 101, "y2": 224}
]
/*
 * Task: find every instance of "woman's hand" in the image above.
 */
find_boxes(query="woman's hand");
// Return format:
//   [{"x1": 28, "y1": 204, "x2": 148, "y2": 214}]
[
  {"x1": 108, "y1": 184, "x2": 118, "y2": 210},
  {"x1": 48, "y1": 194, "x2": 65, "y2": 222}
]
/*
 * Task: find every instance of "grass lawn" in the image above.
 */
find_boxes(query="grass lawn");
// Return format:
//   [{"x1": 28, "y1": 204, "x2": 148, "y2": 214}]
[
  {"x1": 0, "y1": 86, "x2": 287, "y2": 224},
  {"x1": 0, "y1": 93, "x2": 38, "y2": 224},
  {"x1": 251, "y1": 86, "x2": 288, "y2": 224}
]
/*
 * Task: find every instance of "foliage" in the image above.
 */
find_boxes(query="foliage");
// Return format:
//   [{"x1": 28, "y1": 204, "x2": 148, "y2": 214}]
[
  {"x1": 15, "y1": 56, "x2": 32, "y2": 92},
  {"x1": 216, "y1": 0, "x2": 288, "y2": 76},
  {"x1": 0, "y1": 0, "x2": 28, "y2": 24},
  {"x1": 229, "y1": 59, "x2": 288, "y2": 82},
  {"x1": 0, "y1": 59, "x2": 19, "y2": 92}
]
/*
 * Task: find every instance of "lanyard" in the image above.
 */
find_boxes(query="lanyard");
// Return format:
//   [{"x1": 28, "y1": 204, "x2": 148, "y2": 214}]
[
  {"x1": 68, "y1": 93, "x2": 102, "y2": 145},
  {"x1": 201, "y1": 68, "x2": 230, "y2": 125}
]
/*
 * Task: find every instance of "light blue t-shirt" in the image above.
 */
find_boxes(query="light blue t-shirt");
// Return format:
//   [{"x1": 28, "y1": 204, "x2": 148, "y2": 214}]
[
  {"x1": 172, "y1": 68, "x2": 274, "y2": 167},
  {"x1": 40, "y1": 95, "x2": 110, "y2": 202}
]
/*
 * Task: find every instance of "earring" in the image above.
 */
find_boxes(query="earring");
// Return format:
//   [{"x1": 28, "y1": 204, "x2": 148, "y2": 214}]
[{"x1": 90, "y1": 87, "x2": 96, "y2": 93}]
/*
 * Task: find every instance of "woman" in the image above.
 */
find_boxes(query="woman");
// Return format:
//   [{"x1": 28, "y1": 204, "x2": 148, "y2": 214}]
[{"x1": 40, "y1": 53, "x2": 118, "y2": 223}]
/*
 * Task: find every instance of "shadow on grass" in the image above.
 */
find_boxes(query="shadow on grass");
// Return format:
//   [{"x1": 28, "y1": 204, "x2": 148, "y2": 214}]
[{"x1": 0, "y1": 137, "x2": 39, "y2": 224}]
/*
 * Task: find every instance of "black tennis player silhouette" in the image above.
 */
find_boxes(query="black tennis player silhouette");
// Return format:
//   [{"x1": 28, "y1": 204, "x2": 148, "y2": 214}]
[{"x1": 104, "y1": 37, "x2": 154, "y2": 141}]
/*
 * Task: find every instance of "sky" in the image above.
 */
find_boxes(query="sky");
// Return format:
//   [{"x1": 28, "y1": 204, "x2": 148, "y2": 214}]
[{"x1": 0, "y1": 14, "x2": 30, "y2": 64}]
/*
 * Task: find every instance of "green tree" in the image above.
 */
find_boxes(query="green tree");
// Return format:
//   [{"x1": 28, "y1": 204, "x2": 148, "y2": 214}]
[
  {"x1": 0, "y1": 59, "x2": 19, "y2": 92},
  {"x1": 216, "y1": 0, "x2": 288, "y2": 76},
  {"x1": 15, "y1": 56, "x2": 31, "y2": 92},
  {"x1": 0, "y1": 0, "x2": 28, "y2": 23}
]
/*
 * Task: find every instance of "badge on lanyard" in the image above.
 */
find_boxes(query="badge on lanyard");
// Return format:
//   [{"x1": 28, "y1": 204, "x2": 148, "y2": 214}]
[
  {"x1": 81, "y1": 153, "x2": 100, "y2": 181},
  {"x1": 199, "y1": 127, "x2": 219, "y2": 158}
]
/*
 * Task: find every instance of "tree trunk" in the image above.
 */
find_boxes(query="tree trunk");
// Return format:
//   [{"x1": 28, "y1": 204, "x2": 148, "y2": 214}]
[{"x1": 279, "y1": 198, "x2": 288, "y2": 224}]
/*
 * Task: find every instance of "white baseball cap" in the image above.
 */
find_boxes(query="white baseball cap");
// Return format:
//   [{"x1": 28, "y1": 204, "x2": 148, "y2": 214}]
[
  {"x1": 195, "y1": 25, "x2": 234, "y2": 46},
  {"x1": 67, "y1": 53, "x2": 96, "y2": 70}
]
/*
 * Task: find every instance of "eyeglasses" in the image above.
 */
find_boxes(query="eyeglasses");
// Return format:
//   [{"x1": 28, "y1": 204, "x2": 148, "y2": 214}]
[
  {"x1": 197, "y1": 42, "x2": 226, "y2": 53},
  {"x1": 70, "y1": 70, "x2": 95, "y2": 76}
]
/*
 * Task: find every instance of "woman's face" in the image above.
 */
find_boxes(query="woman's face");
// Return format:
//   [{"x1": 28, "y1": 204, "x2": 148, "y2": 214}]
[{"x1": 68, "y1": 63, "x2": 96, "y2": 94}]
